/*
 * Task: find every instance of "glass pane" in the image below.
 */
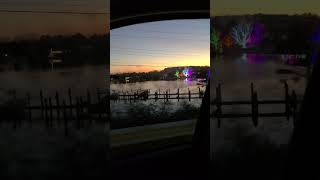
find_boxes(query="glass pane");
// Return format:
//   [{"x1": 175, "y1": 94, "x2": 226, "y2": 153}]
[{"x1": 110, "y1": 19, "x2": 210, "y2": 178}]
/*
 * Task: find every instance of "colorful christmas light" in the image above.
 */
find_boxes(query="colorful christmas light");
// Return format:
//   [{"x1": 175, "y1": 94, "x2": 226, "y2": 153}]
[
  {"x1": 175, "y1": 70, "x2": 183, "y2": 79},
  {"x1": 211, "y1": 27, "x2": 220, "y2": 52},
  {"x1": 231, "y1": 23, "x2": 252, "y2": 48},
  {"x1": 182, "y1": 67, "x2": 193, "y2": 78},
  {"x1": 247, "y1": 22, "x2": 264, "y2": 48}
]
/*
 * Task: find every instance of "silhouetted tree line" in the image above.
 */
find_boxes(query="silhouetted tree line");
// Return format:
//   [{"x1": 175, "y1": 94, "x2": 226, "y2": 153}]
[
  {"x1": 111, "y1": 66, "x2": 209, "y2": 83},
  {"x1": 0, "y1": 33, "x2": 109, "y2": 70},
  {"x1": 212, "y1": 14, "x2": 320, "y2": 54}
]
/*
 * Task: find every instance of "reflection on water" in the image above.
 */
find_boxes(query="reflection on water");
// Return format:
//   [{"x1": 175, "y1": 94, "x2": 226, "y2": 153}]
[
  {"x1": 211, "y1": 53, "x2": 309, "y2": 152},
  {"x1": 111, "y1": 79, "x2": 206, "y2": 126},
  {"x1": 111, "y1": 80, "x2": 205, "y2": 94},
  {"x1": 211, "y1": 53, "x2": 308, "y2": 99},
  {"x1": 213, "y1": 53, "x2": 307, "y2": 82},
  {"x1": 0, "y1": 65, "x2": 107, "y2": 102}
]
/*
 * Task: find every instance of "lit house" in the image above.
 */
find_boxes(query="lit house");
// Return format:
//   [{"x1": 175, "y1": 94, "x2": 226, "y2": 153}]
[
  {"x1": 48, "y1": 48, "x2": 63, "y2": 70},
  {"x1": 125, "y1": 77, "x2": 130, "y2": 83}
]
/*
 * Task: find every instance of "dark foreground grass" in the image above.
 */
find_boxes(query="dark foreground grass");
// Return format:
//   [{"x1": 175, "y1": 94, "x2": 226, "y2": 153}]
[
  {"x1": 112, "y1": 134, "x2": 193, "y2": 160},
  {"x1": 212, "y1": 125, "x2": 289, "y2": 180},
  {"x1": 0, "y1": 123, "x2": 109, "y2": 179},
  {"x1": 111, "y1": 101, "x2": 200, "y2": 129}
]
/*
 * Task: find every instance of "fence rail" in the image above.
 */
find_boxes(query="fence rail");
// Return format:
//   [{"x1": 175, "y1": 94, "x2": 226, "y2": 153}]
[
  {"x1": 0, "y1": 88, "x2": 109, "y2": 134},
  {"x1": 212, "y1": 82, "x2": 302, "y2": 128},
  {"x1": 109, "y1": 88, "x2": 205, "y2": 102}
]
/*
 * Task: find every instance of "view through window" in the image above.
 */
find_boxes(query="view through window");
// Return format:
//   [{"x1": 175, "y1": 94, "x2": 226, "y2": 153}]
[{"x1": 110, "y1": 19, "x2": 210, "y2": 169}]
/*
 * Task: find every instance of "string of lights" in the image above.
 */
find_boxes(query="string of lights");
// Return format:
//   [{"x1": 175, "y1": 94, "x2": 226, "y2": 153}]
[{"x1": 110, "y1": 34, "x2": 208, "y2": 42}]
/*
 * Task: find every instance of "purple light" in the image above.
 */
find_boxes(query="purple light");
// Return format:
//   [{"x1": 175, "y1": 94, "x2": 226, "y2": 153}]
[
  {"x1": 247, "y1": 53, "x2": 268, "y2": 63},
  {"x1": 311, "y1": 51, "x2": 318, "y2": 64},
  {"x1": 284, "y1": 55, "x2": 299, "y2": 65},
  {"x1": 184, "y1": 77, "x2": 193, "y2": 86},
  {"x1": 182, "y1": 67, "x2": 193, "y2": 78},
  {"x1": 247, "y1": 22, "x2": 264, "y2": 48},
  {"x1": 311, "y1": 26, "x2": 320, "y2": 44}
]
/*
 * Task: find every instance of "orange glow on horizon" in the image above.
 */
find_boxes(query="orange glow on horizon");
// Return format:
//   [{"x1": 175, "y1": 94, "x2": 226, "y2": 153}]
[{"x1": 110, "y1": 54, "x2": 209, "y2": 74}]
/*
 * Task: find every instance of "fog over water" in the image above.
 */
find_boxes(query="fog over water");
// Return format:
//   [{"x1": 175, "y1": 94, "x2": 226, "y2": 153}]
[{"x1": 0, "y1": 65, "x2": 108, "y2": 103}]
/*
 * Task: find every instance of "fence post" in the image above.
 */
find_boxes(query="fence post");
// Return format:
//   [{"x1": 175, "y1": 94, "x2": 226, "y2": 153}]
[
  {"x1": 177, "y1": 89, "x2": 180, "y2": 102},
  {"x1": 216, "y1": 84, "x2": 222, "y2": 128},
  {"x1": 44, "y1": 98, "x2": 49, "y2": 128},
  {"x1": 284, "y1": 81, "x2": 290, "y2": 121},
  {"x1": 163, "y1": 92, "x2": 166, "y2": 102},
  {"x1": 188, "y1": 88, "x2": 191, "y2": 102},
  {"x1": 87, "y1": 89, "x2": 92, "y2": 124},
  {"x1": 251, "y1": 83, "x2": 259, "y2": 127},
  {"x1": 253, "y1": 93, "x2": 259, "y2": 127},
  {"x1": 27, "y1": 92, "x2": 32, "y2": 126},
  {"x1": 166, "y1": 91, "x2": 168, "y2": 102},
  {"x1": 97, "y1": 88, "x2": 102, "y2": 120},
  {"x1": 68, "y1": 88, "x2": 73, "y2": 119},
  {"x1": 127, "y1": 91, "x2": 129, "y2": 102},
  {"x1": 79, "y1": 96, "x2": 84, "y2": 128},
  {"x1": 63, "y1": 100, "x2": 68, "y2": 136},
  {"x1": 163, "y1": 91, "x2": 165, "y2": 102},
  {"x1": 250, "y1": 82, "x2": 254, "y2": 95},
  {"x1": 40, "y1": 90, "x2": 44, "y2": 120},
  {"x1": 55, "y1": 91, "x2": 60, "y2": 126},
  {"x1": 155, "y1": 92, "x2": 158, "y2": 102},
  {"x1": 49, "y1": 98, "x2": 53, "y2": 128},
  {"x1": 76, "y1": 97, "x2": 80, "y2": 129},
  {"x1": 291, "y1": 90, "x2": 298, "y2": 127},
  {"x1": 199, "y1": 87, "x2": 201, "y2": 98}
]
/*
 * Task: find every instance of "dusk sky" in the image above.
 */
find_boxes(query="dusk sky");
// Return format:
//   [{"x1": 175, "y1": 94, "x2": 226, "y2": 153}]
[
  {"x1": 110, "y1": 19, "x2": 210, "y2": 74},
  {"x1": 212, "y1": 0, "x2": 320, "y2": 16},
  {"x1": 0, "y1": 0, "x2": 109, "y2": 40}
]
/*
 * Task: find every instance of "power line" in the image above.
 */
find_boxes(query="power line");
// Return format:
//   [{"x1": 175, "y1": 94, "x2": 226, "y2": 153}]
[
  {"x1": 116, "y1": 29, "x2": 209, "y2": 36},
  {"x1": 110, "y1": 34, "x2": 208, "y2": 42},
  {"x1": 0, "y1": 10, "x2": 109, "y2": 15}
]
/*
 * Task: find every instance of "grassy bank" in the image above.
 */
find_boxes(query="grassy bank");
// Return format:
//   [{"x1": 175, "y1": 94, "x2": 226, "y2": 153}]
[
  {"x1": 0, "y1": 122, "x2": 109, "y2": 179},
  {"x1": 111, "y1": 101, "x2": 200, "y2": 129}
]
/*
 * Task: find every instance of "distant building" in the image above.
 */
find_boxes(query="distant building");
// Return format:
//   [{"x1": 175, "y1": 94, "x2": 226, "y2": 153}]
[
  {"x1": 48, "y1": 48, "x2": 63, "y2": 70},
  {"x1": 125, "y1": 77, "x2": 130, "y2": 83}
]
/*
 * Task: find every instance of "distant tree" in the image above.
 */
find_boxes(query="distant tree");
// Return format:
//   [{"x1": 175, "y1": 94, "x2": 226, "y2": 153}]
[
  {"x1": 247, "y1": 22, "x2": 265, "y2": 48},
  {"x1": 231, "y1": 22, "x2": 252, "y2": 48},
  {"x1": 210, "y1": 27, "x2": 220, "y2": 52},
  {"x1": 222, "y1": 34, "x2": 233, "y2": 48}
]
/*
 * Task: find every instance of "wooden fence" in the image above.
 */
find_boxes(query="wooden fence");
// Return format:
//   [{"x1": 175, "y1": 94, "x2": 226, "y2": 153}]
[
  {"x1": 1, "y1": 88, "x2": 109, "y2": 135},
  {"x1": 212, "y1": 82, "x2": 302, "y2": 128},
  {"x1": 109, "y1": 88, "x2": 205, "y2": 103}
]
